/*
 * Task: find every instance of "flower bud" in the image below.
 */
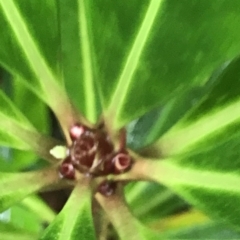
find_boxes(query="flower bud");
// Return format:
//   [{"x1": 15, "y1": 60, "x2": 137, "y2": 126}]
[
  {"x1": 59, "y1": 157, "x2": 75, "y2": 179},
  {"x1": 69, "y1": 124, "x2": 85, "y2": 140},
  {"x1": 113, "y1": 152, "x2": 132, "y2": 174}
]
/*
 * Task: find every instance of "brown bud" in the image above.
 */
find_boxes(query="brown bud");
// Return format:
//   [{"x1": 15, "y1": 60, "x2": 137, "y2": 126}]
[
  {"x1": 59, "y1": 158, "x2": 75, "y2": 180},
  {"x1": 69, "y1": 124, "x2": 85, "y2": 140},
  {"x1": 70, "y1": 132, "x2": 97, "y2": 165},
  {"x1": 113, "y1": 152, "x2": 132, "y2": 174},
  {"x1": 97, "y1": 181, "x2": 116, "y2": 196}
]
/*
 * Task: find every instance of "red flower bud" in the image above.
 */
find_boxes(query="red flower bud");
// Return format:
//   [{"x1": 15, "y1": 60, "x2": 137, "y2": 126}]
[
  {"x1": 97, "y1": 181, "x2": 116, "y2": 196},
  {"x1": 113, "y1": 152, "x2": 132, "y2": 174},
  {"x1": 59, "y1": 157, "x2": 75, "y2": 180},
  {"x1": 69, "y1": 124, "x2": 85, "y2": 141}
]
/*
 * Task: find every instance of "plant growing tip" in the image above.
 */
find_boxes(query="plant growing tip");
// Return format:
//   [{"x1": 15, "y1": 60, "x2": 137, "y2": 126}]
[{"x1": 57, "y1": 123, "x2": 133, "y2": 192}]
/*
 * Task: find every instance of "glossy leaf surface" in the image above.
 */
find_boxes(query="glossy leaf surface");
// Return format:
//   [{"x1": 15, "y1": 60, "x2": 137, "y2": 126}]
[
  {"x1": 1, "y1": 0, "x2": 240, "y2": 239},
  {"x1": 161, "y1": 221, "x2": 240, "y2": 239},
  {"x1": 140, "y1": 157, "x2": 240, "y2": 230},
  {"x1": 21, "y1": 195, "x2": 56, "y2": 223},
  {"x1": 0, "y1": 89, "x2": 37, "y2": 149},
  {"x1": 58, "y1": 0, "x2": 100, "y2": 123},
  {"x1": 41, "y1": 181, "x2": 96, "y2": 240},
  {"x1": 127, "y1": 86, "x2": 205, "y2": 153},
  {"x1": 0, "y1": 90, "x2": 33, "y2": 128},
  {"x1": 145, "y1": 59, "x2": 240, "y2": 231},
  {"x1": 125, "y1": 181, "x2": 187, "y2": 223},
  {"x1": 0, "y1": 168, "x2": 59, "y2": 213},
  {"x1": 156, "y1": 57, "x2": 240, "y2": 157},
  {"x1": 0, "y1": 0, "x2": 60, "y2": 100},
  {"x1": 0, "y1": 88, "x2": 60, "y2": 161},
  {"x1": 4, "y1": 205, "x2": 42, "y2": 234},
  {"x1": 0, "y1": 146, "x2": 40, "y2": 172},
  {"x1": 12, "y1": 79, "x2": 50, "y2": 134},
  {"x1": 0, "y1": 0, "x2": 80, "y2": 136},
  {"x1": 139, "y1": 58, "x2": 240, "y2": 229},
  {"x1": 99, "y1": 0, "x2": 240, "y2": 128},
  {"x1": 1, "y1": 0, "x2": 239, "y2": 129}
]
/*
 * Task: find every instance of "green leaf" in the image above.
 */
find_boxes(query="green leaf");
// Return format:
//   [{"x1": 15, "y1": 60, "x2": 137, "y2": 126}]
[
  {"x1": 0, "y1": 146, "x2": 38, "y2": 172},
  {"x1": 0, "y1": 89, "x2": 36, "y2": 149},
  {"x1": 0, "y1": 0, "x2": 59, "y2": 99},
  {"x1": 11, "y1": 150, "x2": 38, "y2": 171},
  {"x1": 127, "y1": 86, "x2": 206, "y2": 153},
  {"x1": 41, "y1": 180, "x2": 96, "y2": 240},
  {"x1": 0, "y1": 89, "x2": 61, "y2": 160},
  {"x1": 148, "y1": 209, "x2": 209, "y2": 233},
  {"x1": 0, "y1": 167, "x2": 59, "y2": 213},
  {"x1": 141, "y1": 88, "x2": 206, "y2": 148},
  {"x1": 1, "y1": 197, "x2": 53, "y2": 235},
  {"x1": 161, "y1": 221, "x2": 240, "y2": 239},
  {"x1": 90, "y1": 0, "x2": 240, "y2": 128},
  {"x1": 21, "y1": 195, "x2": 56, "y2": 223},
  {"x1": 136, "y1": 62, "x2": 228, "y2": 157},
  {"x1": 0, "y1": 89, "x2": 33, "y2": 128},
  {"x1": 156, "y1": 57, "x2": 240, "y2": 157},
  {"x1": 140, "y1": 159, "x2": 240, "y2": 230},
  {"x1": 0, "y1": 73, "x2": 42, "y2": 167},
  {"x1": 0, "y1": 0, "x2": 80, "y2": 136},
  {"x1": 58, "y1": 0, "x2": 100, "y2": 123},
  {"x1": 0, "y1": 222, "x2": 38, "y2": 240},
  {"x1": 12, "y1": 79, "x2": 50, "y2": 134},
  {"x1": 104, "y1": 0, "x2": 164, "y2": 128},
  {"x1": 0, "y1": 130, "x2": 29, "y2": 150},
  {"x1": 0, "y1": 0, "x2": 60, "y2": 83},
  {"x1": 0, "y1": 119, "x2": 60, "y2": 162},
  {"x1": 0, "y1": 77, "x2": 53, "y2": 156},
  {"x1": 0, "y1": 196, "x2": 56, "y2": 235},
  {"x1": 8, "y1": 205, "x2": 42, "y2": 234},
  {"x1": 125, "y1": 181, "x2": 187, "y2": 223}
]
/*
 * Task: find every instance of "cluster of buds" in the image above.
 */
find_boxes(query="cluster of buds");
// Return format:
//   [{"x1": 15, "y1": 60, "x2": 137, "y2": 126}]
[{"x1": 59, "y1": 124, "x2": 132, "y2": 180}]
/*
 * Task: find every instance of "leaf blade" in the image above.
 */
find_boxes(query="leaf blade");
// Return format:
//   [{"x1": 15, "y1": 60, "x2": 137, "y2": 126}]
[
  {"x1": 139, "y1": 159, "x2": 240, "y2": 229},
  {"x1": 0, "y1": 89, "x2": 38, "y2": 150},
  {"x1": 41, "y1": 180, "x2": 96, "y2": 240},
  {"x1": 0, "y1": 0, "x2": 82, "y2": 138},
  {"x1": 161, "y1": 221, "x2": 240, "y2": 239},
  {"x1": 78, "y1": 0, "x2": 97, "y2": 122},
  {"x1": 91, "y1": 0, "x2": 240, "y2": 128},
  {"x1": 58, "y1": 0, "x2": 100, "y2": 123},
  {"x1": 21, "y1": 195, "x2": 56, "y2": 223},
  {"x1": 0, "y1": 222, "x2": 38, "y2": 240},
  {"x1": 156, "y1": 57, "x2": 240, "y2": 157},
  {"x1": 0, "y1": 167, "x2": 59, "y2": 213},
  {"x1": 125, "y1": 181, "x2": 187, "y2": 223},
  {"x1": 105, "y1": 0, "x2": 164, "y2": 129}
]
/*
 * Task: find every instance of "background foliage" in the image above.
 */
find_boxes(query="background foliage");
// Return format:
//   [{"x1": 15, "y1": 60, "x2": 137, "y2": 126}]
[{"x1": 1, "y1": 0, "x2": 240, "y2": 239}]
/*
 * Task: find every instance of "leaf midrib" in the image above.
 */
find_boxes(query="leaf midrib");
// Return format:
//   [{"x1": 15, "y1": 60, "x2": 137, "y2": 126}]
[
  {"x1": 0, "y1": 0, "x2": 57, "y2": 91},
  {"x1": 105, "y1": 0, "x2": 165, "y2": 128},
  {"x1": 158, "y1": 98, "x2": 240, "y2": 156},
  {"x1": 147, "y1": 160, "x2": 240, "y2": 193},
  {"x1": 78, "y1": 0, "x2": 97, "y2": 122}
]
